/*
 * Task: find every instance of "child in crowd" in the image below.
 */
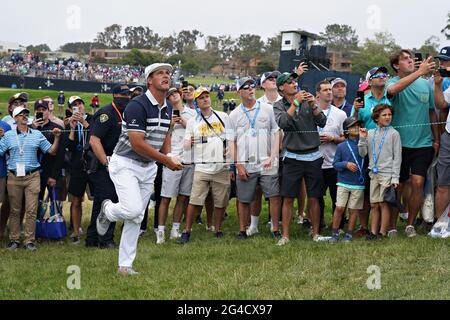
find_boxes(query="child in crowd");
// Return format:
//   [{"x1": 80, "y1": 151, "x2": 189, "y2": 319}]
[
  {"x1": 331, "y1": 117, "x2": 368, "y2": 242},
  {"x1": 358, "y1": 104, "x2": 402, "y2": 240}
]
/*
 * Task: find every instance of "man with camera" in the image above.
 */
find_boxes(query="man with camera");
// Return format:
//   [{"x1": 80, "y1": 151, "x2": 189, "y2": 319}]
[
  {"x1": 386, "y1": 49, "x2": 437, "y2": 237},
  {"x1": 0, "y1": 106, "x2": 62, "y2": 251},
  {"x1": 84, "y1": 84, "x2": 131, "y2": 248},
  {"x1": 433, "y1": 46, "x2": 450, "y2": 219},
  {"x1": 66, "y1": 96, "x2": 93, "y2": 245},
  {"x1": 32, "y1": 100, "x2": 66, "y2": 222},
  {"x1": 177, "y1": 87, "x2": 232, "y2": 244}
]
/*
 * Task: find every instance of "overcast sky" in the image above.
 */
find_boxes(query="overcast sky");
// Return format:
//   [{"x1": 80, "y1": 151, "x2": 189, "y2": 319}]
[{"x1": 1, "y1": 0, "x2": 448, "y2": 50}]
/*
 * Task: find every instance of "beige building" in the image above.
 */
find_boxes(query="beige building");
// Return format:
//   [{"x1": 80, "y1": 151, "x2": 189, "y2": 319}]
[
  {"x1": 90, "y1": 48, "x2": 156, "y2": 62},
  {"x1": 327, "y1": 50, "x2": 356, "y2": 73}
]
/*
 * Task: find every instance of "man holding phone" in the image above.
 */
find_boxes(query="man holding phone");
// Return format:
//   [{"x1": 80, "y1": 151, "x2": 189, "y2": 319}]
[
  {"x1": 156, "y1": 88, "x2": 196, "y2": 244},
  {"x1": 32, "y1": 100, "x2": 66, "y2": 223}
]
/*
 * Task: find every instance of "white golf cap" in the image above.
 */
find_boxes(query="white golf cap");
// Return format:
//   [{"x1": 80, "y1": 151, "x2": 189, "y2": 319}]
[
  {"x1": 12, "y1": 106, "x2": 30, "y2": 118},
  {"x1": 144, "y1": 63, "x2": 173, "y2": 80},
  {"x1": 68, "y1": 96, "x2": 84, "y2": 106},
  {"x1": 331, "y1": 78, "x2": 347, "y2": 88}
]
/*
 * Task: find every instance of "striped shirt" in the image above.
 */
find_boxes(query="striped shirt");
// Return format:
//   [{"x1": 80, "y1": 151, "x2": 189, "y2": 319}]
[
  {"x1": 114, "y1": 90, "x2": 172, "y2": 163},
  {"x1": 0, "y1": 128, "x2": 51, "y2": 172}
]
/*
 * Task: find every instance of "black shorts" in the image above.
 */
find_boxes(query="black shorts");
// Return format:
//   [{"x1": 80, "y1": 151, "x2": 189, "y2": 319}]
[
  {"x1": 280, "y1": 157, "x2": 324, "y2": 199},
  {"x1": 400, "y1": 147, "x2": 434, "y2": 183},
  {"x1": 68, "y1": 169, "x2": 90, "y2": 197}
]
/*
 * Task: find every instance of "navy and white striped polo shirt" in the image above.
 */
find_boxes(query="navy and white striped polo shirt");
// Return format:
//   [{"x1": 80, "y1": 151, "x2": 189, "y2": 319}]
[{"x1": 114, "y1": 90, "x2": 172, "y2": 163}]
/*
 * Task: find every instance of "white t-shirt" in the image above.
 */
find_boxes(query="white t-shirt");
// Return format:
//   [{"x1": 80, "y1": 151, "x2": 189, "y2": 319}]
[
  {"x1": 229, "y1": 101, "x2": 279, "y2": 175},
  {"x1": 185, "y1": 110, "x2": 232, "y2": 174},
  {"x1": 171, "y1": 107, "x2": 196, "y2": 159},
  {"x1": 318, "y1": 105, "x2": 347, "y2": 169}
]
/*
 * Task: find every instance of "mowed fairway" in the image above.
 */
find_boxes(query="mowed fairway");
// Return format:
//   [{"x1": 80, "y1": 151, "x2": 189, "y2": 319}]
[{"x1": 0, "y1": 88, "x2": 449, "y2": 300}]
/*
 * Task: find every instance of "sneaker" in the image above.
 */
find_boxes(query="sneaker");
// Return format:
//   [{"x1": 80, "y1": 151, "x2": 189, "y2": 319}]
[
  {"x1": 96, "y1": 199, "x2": 112, "y2": 236},
  {"x1": 71, "y1": 236, "x2": 81, "y2": 245},
  {"x1": 387, "y1": 229, "x2": 398, "y2": 239},
  {"x1": 196, "y1": 215, "x2": 203, "y2": 225},
  {"x1": 313, "y1": 235, "x2": 333, "y2": 242},
  {"x1": 170, "y1": 229, "x2": 182, "y2": 240},
  {"x1": 156, "y1": 230, "x2": 165, "y2": 244},
  {"x1": 405, "y1": 225, "x2": 417, "y2": 238},
  {"x1": 272, "y1": 231, "x2": 282, "y2": 239},
  {"x1": 215, "y1": 231, "x2": 224, "y2": 238},
  {"x1": 235, "y1": 231, "x2": 248, "y2": 240},
  {"x1": 118, "y1": 267, "x2": 139, "y2": 276},
  {"x1": 343, "y1": 233, "x2": 353, "y2": 242},
  {"x1": 276, "y1": 237, "x2": 290, "y2": 246},
  {"x1": 246, "y1": 226, "x2": 259, "y2": 237},
  {"x1": 354, "y1": 227, "x2": 370, "y2": 238},
  {"x1": 366, "y1": 233, "x2": 378, "y2": 241},
  {"x1": 296, "y1": 213, "x2": 306, "y2": 225},
  {"x1": 329, "y1": 233, "x2": 339, "y2": 243},
  {"x1": 206, "y1": 225, "x2": 215, "y2": 232},
  {"x1": 177, "y1": 231, "x2": 191, "y2": 245},
  {"x1": 24, "y1": 243, "x2": 37, "y2": 251},
  {"x1": 6, "y1": 241, "x2": 20, "y2": 251}
]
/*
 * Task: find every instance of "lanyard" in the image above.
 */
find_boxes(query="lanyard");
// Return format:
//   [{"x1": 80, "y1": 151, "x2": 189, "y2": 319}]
[
  {"x1": 346, "y1": 141, "x2": 365, "y2": 183},
  {"x1": 200, "y1": 110, "x2": 225, "y2": 141},
  {"x1": 111, "y1": 102, "x2": 123, "y2": 122},
  {"x1": 15, "y1": 130, "x2": 29, "y2": 157},
  {"x1": 372, "y1": 127, "x2": 389, "y2": 168},
  {"x1": 339, "y1": 100, "x2": 347, "y2": 110},
  {"x1": 240, "y1": 102, "x2": 261, "y2": 130},
  {"x1": 77, "y1": 122, "x2": 88, "y2": 151},
  {"x1": 319, "y1": 106, "x2": 332, "y2": 133}
]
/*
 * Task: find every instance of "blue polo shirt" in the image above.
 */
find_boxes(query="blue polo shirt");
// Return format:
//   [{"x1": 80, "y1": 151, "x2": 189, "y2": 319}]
[
  {"x1": 0, "y1": 128, "x2": 52, "y2": 173},
  {"x1": 0, "y1": 121, "x2": 12, "y2": 178},
  {"x1": 351, "y1": 90, "x2": 391, "y2": 130}
]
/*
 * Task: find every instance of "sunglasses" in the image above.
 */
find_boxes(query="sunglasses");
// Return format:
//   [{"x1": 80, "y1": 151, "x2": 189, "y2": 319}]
[
  {"x1": 284, "y1": 78, "x2": 297, "y2": 85},
  {"x1": 241, "y1": 83, "x2": 256, "y2": 90},
  {"x1": 370, "y1": 73, "x2": 388, "y2": 80},
  {"x1": 266, "y1": 77, "x2": 276, "y2": 82},
  {"x1": 12, "y1": 101, "x2": 26, "y2": 107}
]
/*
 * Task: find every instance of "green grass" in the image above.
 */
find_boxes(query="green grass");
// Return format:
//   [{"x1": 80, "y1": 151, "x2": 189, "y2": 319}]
[
  {"x1": 0, "y1": 87, "x2": 449, "y2": 300},
  {"x1": 0, "y1": 197, "x2": 449, "y2": 300}
]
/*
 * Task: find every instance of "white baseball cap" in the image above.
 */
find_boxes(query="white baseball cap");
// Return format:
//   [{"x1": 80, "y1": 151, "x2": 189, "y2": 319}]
[
  {"x1": 144, "y1": 63, "x2": 173, "y2": 80},
  {"x1": 12, "y1": 106, "x2": 30, "y2": 118},
  {"x1": 68, "y1": 96, "x2": 84, "y2": 106}
]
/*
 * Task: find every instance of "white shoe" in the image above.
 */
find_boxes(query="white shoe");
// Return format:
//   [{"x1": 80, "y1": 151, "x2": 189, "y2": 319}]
[
  {"x1": 170, "y1": 229, "x2": 182, "y2": 240},
  {"x1": 399, "y1": 212, "x2": 409, "y2": 220},
  {"x1": 246, "y1": 226, "x2": 259, "y2": 237},
  {"x1": 313, "y1": 235, "x2": 333, "y2": 242},
  {"x1": 118, "y1": 267, "x2": 139, "y2": 276},
  {"x1": 156, "y1": 230, "x2": 165, "y2": 244},
  {"x1": 405, "y1": 225, "x2": 417, "y2": 238},
  {"x1": 206, "y1": 225, "x2": 215, "y2": 232},
  {"x1": 276, "y1": 237, "x2": 289, "y2": 246},
  {"x1": 139, "y1": 229, "x2": 147, "y2": 237}
]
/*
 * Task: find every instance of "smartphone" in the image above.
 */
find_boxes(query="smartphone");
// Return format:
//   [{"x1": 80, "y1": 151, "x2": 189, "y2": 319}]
[
  {"x1": 72, "y1": 106, "x2": 79, "y2": 113},
  {"x1": 414, "y1": 52, "x2": 423, "y2": 61},
  {"x1": 439, "y1": 68, "x2": 450, "y2": 78},
  {"x1": 173, "y1": 110, "x2": 180, "y2": 117},
  {"x1": 356, "y1": 91, "x2": 365, "y2": 108},
  {"x1": 65, "y1": 109, "x2": 73, "y2": 118},
  {"x1": 36, "y1": 112, "x2": 44, "y2": 121}
]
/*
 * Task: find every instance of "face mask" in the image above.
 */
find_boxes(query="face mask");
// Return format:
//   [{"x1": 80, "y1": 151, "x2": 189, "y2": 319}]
[{"x1": 114, "y1": 97, "x2": 130, "y2": 109}]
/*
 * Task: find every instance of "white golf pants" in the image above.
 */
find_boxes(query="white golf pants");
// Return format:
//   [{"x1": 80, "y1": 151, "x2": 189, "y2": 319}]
[{"x1": 105, "y1": 154, "x2": 157, "y2": 268}]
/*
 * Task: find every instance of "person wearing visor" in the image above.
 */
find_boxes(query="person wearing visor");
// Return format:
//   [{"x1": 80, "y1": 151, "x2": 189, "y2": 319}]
[{"x1": 0, "y1": 106, "x2": 62, "y2": 251}]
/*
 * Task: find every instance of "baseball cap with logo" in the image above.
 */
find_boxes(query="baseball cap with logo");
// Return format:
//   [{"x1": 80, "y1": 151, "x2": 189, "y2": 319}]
[
  {"x1": 331, "y1": 78, "x2": 347, "y2": 88},
  {"x1": 8, "y1": 92, "x2": 29, "y2": 105},
  {"x1": 365, "y1": 66, "x2": 389, "y2": 82},
  {"x1": 68, "y1": 96, "x2": 84, "y2": 106},
  {"x1": 260, "y1": 71, "x2": 282, "y2": 85},
  {"x1": 436, "y1": 46, "x2": 450, "y2": 61},
  {"x1": 276, "y1": 72, "x2": 298, "y2": 88},
  {"x1": 236, "y1": 77, "x2": 256, "y2": 91},
  {"x1": 193, "y1": 87, "x2": 210, "y2": 100},
  {"x1": 144, "y1": 63, "x2": 173, "y2": 80},
  {"x1": 34, "y1": 99, "x2": 49, "y2": 110},
  {"x1": 112, "y1": 84, "x2": 130, "y2": 95},
  {"x1": 12, "y1": 106, "x2": 30, "y2": 118}
]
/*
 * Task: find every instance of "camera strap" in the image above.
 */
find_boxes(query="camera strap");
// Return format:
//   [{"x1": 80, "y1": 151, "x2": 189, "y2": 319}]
[{"x1": 200, "y1": 110, "x2": 225, "y2": 142}]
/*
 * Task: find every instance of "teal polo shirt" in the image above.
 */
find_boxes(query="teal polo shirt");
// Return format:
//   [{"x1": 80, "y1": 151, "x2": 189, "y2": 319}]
[
  {"x1": 387, "y1": 76, "x2": 435, "y2": 148},
  {"x1": 351, "y1": 89, "x2": 391, "y2": 130}
]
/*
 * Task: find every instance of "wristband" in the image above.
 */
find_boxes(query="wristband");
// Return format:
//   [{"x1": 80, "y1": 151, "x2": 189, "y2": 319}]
[{"x1": 293, "y1": 99, "x2": 300, "y2": 107}]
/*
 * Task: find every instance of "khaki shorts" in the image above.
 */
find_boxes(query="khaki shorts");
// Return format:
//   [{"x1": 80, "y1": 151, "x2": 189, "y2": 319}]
[
  {"x1": 0, "y1": 177, "x2": 6, "y2": 203},
  {"x1": 369, "y1": 172, "x2": 392, "y2": 204},
  {"x1": 336, "y1": 186, "x2": 364, "y2": 210},
  {"x1": 190, "y1": 170, "x2": 230, "y2": 209}
]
